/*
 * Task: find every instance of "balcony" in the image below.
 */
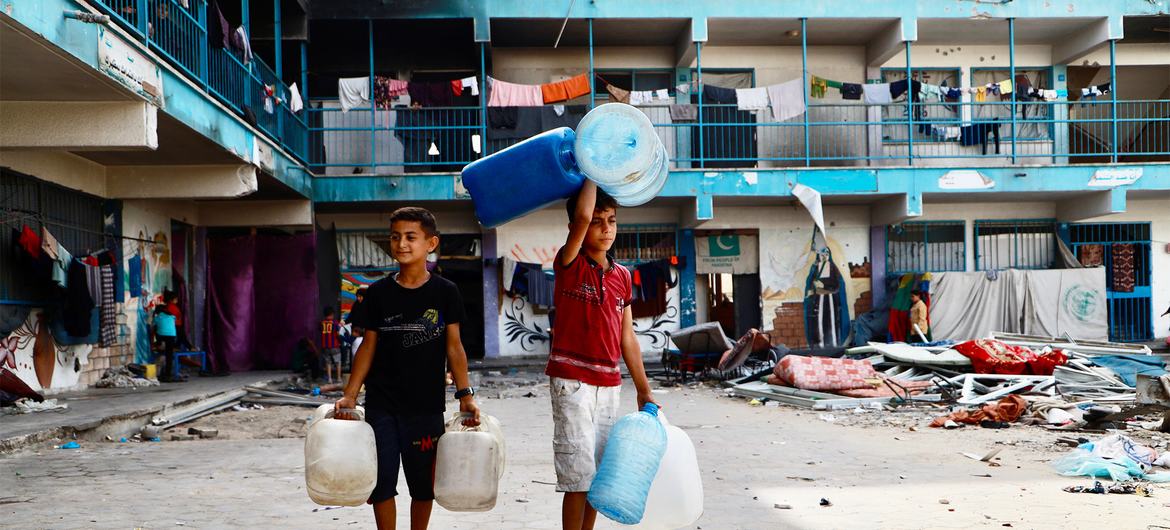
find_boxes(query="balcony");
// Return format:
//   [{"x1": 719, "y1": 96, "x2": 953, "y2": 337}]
[
  {"x1": 88, "y1": 0, "x2": 308, "y2": 162},
  {"x1": 307, "y1": 97, "x2": 1170, "y2": 175}
]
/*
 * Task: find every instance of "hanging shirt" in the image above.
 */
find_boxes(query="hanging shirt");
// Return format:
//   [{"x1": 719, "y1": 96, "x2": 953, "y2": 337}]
[
  {"x1": 809, "y1": 76, "x2": 828, "y2": 98},
  {"x1": 338, "y1": 77, "x2": 370, "y2": 112},
  {"x1": 487, "y1": 77, "x2": 544, "y2": 107},
  {"x1": 288, "y1": 83, "x2": 303, "y2": 113},
  {"x1": 766, "y1": 79, "x2": 806, "y2": 121},
  {"x1": 735, "y1": 87, "x2": 770, "y2": 111},
  {"x1": 460, "y1": 76, "x2": 480, "y2": 96},
  {"x1": 862, "y1": 83, "x2": 893, "y2": 104}
]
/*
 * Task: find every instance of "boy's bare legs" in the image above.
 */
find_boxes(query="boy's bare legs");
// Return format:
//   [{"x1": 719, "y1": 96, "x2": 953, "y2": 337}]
[
  {"x1": 373, "y1": 498, "x2": 396, "y2": 530},
  {"x1": 562, "y1": 492, "x2": 598, "y2": 530},
  {"x1": 410, "y1": 500, "x2": 433, "y2": 530}
]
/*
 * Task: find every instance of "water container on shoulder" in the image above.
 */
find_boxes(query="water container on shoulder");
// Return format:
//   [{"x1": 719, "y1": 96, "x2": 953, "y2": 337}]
[
  {"x1": 304, "y1": 408, "x2": 377, "y2": 506},
  {"x1": 461, "y1": 127, "x2": 585, "y2": 228},
  {"x1": 588, "y1": 403, "x2": 668, "y2": 525},
  {"x1": 574, "y1": 103, "x2": 668, "y2": 207},
  {"x1": 434, "y1": 412, "x2": 504, "y2": 512},
  {"x1": 636, "y1": 413, "x2": 704, "y2": 530}
]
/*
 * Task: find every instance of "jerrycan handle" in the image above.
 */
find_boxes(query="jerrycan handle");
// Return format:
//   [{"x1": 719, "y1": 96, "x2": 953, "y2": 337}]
[{"x1": 327, "y1": 408, "x2": 365, "y2": 421}]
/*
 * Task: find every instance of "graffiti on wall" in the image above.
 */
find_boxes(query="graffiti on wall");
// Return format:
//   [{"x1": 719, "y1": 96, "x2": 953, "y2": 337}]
[
  {"x1": 339, "y1": 271, "x2": 389, "y2": 322},
  {"x1": 2, "y1": 310, "x2": 93, "y2": 392},
  {"x1": 501, "y1": 297, "x2": 550, "y2": 352},
  {"x1": 633, "y1": 298, "x2": 678, "y2": 350}
]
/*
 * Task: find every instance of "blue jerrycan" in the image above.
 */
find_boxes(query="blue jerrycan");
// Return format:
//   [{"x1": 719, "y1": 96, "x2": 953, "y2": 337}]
[
  {"x1": 460, "y1": 127, "x2": 585, "y2": 228},
  {"x1": 587, "y1": 402, "x2": 668, "y2": 525}
]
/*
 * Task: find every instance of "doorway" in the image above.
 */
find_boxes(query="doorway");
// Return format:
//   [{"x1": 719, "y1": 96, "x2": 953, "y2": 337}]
[{"x1": 702, "y1": 273, "x2": 762, "y2": 340}]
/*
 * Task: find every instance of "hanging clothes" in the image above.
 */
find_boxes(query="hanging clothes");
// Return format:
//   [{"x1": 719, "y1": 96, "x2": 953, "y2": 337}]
[
  {"x1": 100, "y1": 265, "x2": 117, "y2": 347},
  {"x1": 527, "y1": 268, "x2": 556, "y2": 307},
  {"x1": 501, "y1": 258, "x2": 519, "y2": 292},
  {"x1": 862, "y1": 83, "x2": 893, "y2": 104},
  {"x1": 373, "y1": 77, "x2": 408, "y2": 109},
  {"x1": 487, "y1": 77, "x2": 544, "y2": 107},
  {"x1": 997, "y1": 79, "x2": 1014, "y2": 96},
  {"x1": 540, "y1": 105, "x2": 588, "y2": 131},
  {"x1": 605, "y1": 84, "x2": 631, "y2": 104},
  {"x1": 230, "y1": 27, "x2": 252, "y2": 65},
  {"x1": 1078, "y1": 244, "x2": 1105, "y2": 267},
  {"x1": 766, "y1": 79, "x2": 806, "y2": 121},
  {"x1": 208, "y1": 0, "x2": 230, "y2": 49},
  {"x1": 127, "y1": 254, "x2": 143, "y2": 298},
  {"x1": 809, "y1": 76, "x2": 828, "y2": 99},
  {"x1": 959, "y1": 121, "x2": 1002, "y2": 155},
  {"x1": 288, "y1": 83, "x2": 304, "y2": 113},
  {"x1": 540, "y1": 74, "x2": 591, "y2": 104},
  {"x1": 338, "y1": 77, "x2": 370, "y2": 112},
  {"x1": 407, "y1": 81, "x2": 453, "y2": 107},
  {"x1": 669, "y1": 104, "x2": 698, "y2": 121},
  {"x1": 64, "y1": 259, "x2": 95, "y2": 338},
  {"x1": 701, "y1": 85, "x2": 737, "y2": 104},
  {"x1": 735, "y1": 87, "x2": 770, "y2": 111},
  {"x1": 631, "y1": 260, "x2": 674, "y2": 319},
  {"x1": 840, "y1": 83, "x2": 863, "y2": 101},
  {"x1": 507, "y1": 262, "x2": 541, "y2": 297},
  {"x1": 888, "y1": 79, "x2": 922, "y2": 101},
  {"x1": 460, "y1": 76, "x2": 480, "y2": 96},
  {"x1": 1112, "y1": 244, "x2": 1136, "y2": 293}
]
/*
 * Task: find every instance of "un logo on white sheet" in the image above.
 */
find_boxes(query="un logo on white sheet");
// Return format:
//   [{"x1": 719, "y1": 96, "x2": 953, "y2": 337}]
[{"x1": 1063, "y1": 285, "x2": 1100, "y2": 323}]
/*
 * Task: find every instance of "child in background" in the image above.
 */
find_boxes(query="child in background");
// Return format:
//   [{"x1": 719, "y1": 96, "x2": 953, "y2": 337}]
[
  {"x1": 320, "y1": 307, "x2": 342, "y2": 383},
  {"x1": 909, "y1": 290, "x2": 930, "y2": 340},
  {"x1": 153, "y1": 291, "x2": 180, "y2": 383}
]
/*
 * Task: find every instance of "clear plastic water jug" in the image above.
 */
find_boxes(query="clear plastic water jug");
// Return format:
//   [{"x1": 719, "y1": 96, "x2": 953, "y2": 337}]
[
  {"x1": 304, "y1": 408, "x2": 377, "y2": 506},
  {"x1": 588, "y1": 403, "x2": 667, "y2": 525},
  {"x1": 434, "y1": 412, "x2": 505, "y2": 512},
  {"x1": 574, "y1": 103, "x2": 669, "y2": 207},
  {"x1": 461, "y1": 127, "x2": 585, "y2": 228},
  {"x1": 636, "y1": 413, "x2": 704, "y2": 530}
]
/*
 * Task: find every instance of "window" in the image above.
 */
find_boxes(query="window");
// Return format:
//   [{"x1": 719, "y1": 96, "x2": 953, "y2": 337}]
[
  {"x1": 1, "y1": 170, "x2": 105, "y2": 304},
  {"x1": 975, "y1": 219, "x2": 1057, "y2": 270},
  {"x1": 886, "y1": 221, "x2": 966, "y2": 274},
  {"x1": 1067, "y1": 222, "x2": 1153, "y2": 342},
  {"x1": 614, "y1": 224, "x2": 677, "y2": 265},
  {"x1": 881, "y1": 68, "x2": 963, "y2": 142},
  {"x1": 970, "y1": 67, "x2": 1053, "y2": 140}
]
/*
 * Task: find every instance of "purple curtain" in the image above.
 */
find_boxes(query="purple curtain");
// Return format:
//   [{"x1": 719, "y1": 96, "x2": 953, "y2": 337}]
[
  {"x1": 192, "y1": 227, "x2": 208, "y2": 351},
  {"x1": 208, "y1": 236, "x2": 256, "y2": 372},
  {"x1": 206, "y1": 233, "x2": 319, "y2": 372},
  {"x1": 254, "y1": 232, "x2": 319, "y2": 369}
]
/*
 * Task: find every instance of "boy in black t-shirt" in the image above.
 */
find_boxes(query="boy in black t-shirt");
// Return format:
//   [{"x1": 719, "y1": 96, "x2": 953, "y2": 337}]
[{"x1": 337, "y1": 207, "x2": 480, "y2": 530}]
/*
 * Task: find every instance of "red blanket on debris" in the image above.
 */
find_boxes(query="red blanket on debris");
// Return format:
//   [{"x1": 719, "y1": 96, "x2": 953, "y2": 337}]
[
  {"x1": 929, "y1": 395, "x2": 1028, "y2": 428},
  {"x1": 952, "y1": 339, "x2": 1067, "y2": 376},
  {"x1": 773, "y1": 355, "x2": 878, "y2": 391}
]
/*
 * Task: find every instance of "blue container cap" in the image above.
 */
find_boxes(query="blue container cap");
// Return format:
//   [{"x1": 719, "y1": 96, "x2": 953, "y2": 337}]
[{"x1": 641, "y1": 402, "x2": 660, "y2": 416}]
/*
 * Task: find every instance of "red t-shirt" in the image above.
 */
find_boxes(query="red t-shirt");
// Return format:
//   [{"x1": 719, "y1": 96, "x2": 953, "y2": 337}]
[{"x1": 545, "y1": 250, "x2": 632, "y2": 387}]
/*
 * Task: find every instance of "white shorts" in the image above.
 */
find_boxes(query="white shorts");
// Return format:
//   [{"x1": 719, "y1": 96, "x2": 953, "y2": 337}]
[{"x1": 550, "y1": 377, "x2": 621, "y2": 492}]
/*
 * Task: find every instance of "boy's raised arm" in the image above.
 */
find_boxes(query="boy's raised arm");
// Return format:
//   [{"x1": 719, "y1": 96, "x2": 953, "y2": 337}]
[{"x1": 560, "y1": 181, "x2": 597, "y2": 267}]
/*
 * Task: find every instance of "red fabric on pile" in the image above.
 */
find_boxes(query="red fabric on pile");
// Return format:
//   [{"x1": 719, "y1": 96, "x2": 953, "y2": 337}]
[
  {"x1": 929, "y1": 395, "x2": 1027, "y2": 428},
  {"x1": 953, "y1": 339, "x2": 1067, "y2": 375}
]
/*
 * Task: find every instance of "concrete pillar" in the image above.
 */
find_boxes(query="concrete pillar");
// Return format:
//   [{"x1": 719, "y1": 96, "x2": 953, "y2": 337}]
[{"x1": 0, "y1": 101, "x2": 158, "y2": 150}]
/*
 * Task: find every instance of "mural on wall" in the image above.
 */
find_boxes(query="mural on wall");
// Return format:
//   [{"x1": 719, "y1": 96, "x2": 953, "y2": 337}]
[
  {"x1": 633, "y1": 297, "x2": 678, "y2": 351},
  {"x1": 339, "y1": 271, "x2": 389, "y2": 323},
  {"x1": 501, "y1": 297, "x2": 550, "y2": 353},
  {"x1": 509, "y1": 243, "x2": 559, "y2": 269},
  {"x1": 761, "y1": 226, "x2": 871, "y2": 321},
  {"x1": 124, "y1": 215, "x2": 172, "y2": 365},
  {"x1": 1, "y1": 310, "x2": 94, "y2": 392}
]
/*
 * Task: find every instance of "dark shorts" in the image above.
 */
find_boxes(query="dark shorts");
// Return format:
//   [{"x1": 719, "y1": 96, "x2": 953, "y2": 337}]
[{"x1": 365, "y1": 408, "x2": 445, "y2": 503}]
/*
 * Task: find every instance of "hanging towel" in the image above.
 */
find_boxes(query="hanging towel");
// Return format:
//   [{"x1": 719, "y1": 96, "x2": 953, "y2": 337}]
[
  {"x1": 998, "y1": 79, "x2": 1013, "y2": 95},
  {"x1": 450, "y1": 79, "x2": 463, "y2": 96},
  {"x1": 540, "y1": 74, "x2": 591, "y2": 104},
  {"x1": 127, "y1": 254, "x2": 142, "y2": 297},
  {"x1": 669, "y1": 104, "x2": 698, "y2": 121},
  {"x1": 766, "y1": 79, "x2": 806, "y2": 121},
  {"x1": 735, "y1": 87, "x2": 770, "y2": 111},
  {"x1": 840, "y1": 83, "x2": 863, "y2": 100},
  {"x1": 1078, "y1": 244, "x2": 1105, "y2": 267},
  {"x1": 528, "y1": 269, "x2": 556, "y2": 307},
  {"x1": 975, "y1": 87, "x2": 987, "y2": 102},
  {"x1": 288, "y1": 83, "x2": 303, "y2": 113},
  {"x1": 230, "y1": 27, "x2": 252, "y2": 65},
  {"x1": 629, "y1": 90, "x2": 651, "y2": 105},
  {"x1": 606, "y1": 84, "x2": 631, "y2": 103},
  {"x1": 862, "y1": 83, "x2": 893, "y2": 104},
  {"x1": 702, "y1": 85, "x2": 737, "y2": 104},
  {"x1": 338, "y1": 77, "x2": 370, "y2": 112},
  {"x1": 460, "y1": 76, "x2": 480, "y2": 96},
  {"x1": 488, "y1": 77, "x2": 544, "y2": 107},
  {"x1": 502, "y1": 258, "x2": 519, "y2": 292},
  {"x1": 408, "y1": 81, "x2": 453, "y2": 107},
  {"x1": 655, "y1": 89, "x2": 670, "y2": 100}
]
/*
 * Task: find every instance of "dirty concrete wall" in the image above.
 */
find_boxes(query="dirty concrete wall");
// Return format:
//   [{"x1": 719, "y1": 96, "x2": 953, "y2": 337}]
[{"x1": 493, "y1": 206, "x2": 683, "y2": 357}]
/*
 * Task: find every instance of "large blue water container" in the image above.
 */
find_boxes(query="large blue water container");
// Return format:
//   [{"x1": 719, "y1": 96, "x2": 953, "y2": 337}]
[
  {"x1": 574, "y1": 103, "x2": 668, "y2": 207},
  {"x1": 461, "y1": 127, "x2": 585, "y2": 228},
  {"x1": 588, "y1": 403, "x2": 667, "y2": 525}
]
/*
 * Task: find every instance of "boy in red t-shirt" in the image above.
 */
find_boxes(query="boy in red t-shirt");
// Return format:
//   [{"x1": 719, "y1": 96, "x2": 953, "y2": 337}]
[{"x1": 546, "y1": 181, "x2": 656, "y2": 530}]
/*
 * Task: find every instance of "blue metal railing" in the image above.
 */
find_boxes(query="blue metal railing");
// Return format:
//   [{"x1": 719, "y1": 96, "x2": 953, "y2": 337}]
[
  {"x1": 87, "y1": 0, "x2": 308, "y2": 164},
  {"x1": 307, "y1": 97, "x2": 1169, "y2": 175}
]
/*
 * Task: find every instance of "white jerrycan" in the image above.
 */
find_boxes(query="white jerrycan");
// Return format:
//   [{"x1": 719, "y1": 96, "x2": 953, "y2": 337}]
[
  {"x1": 636, "y1": 412, "x2": 704, "y2": 529},
  {"x1": 434, "y1": 412, "x2": 504, "y2": 512},
  {"x1": 304, "y1": 407, "x2": 377, "y2": 506}
]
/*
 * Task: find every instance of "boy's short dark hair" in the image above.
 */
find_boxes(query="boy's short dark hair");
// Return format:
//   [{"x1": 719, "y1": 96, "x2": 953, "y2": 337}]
[
  {"x1": 910, "y1": 289, "x2": 924, "y2": 298},
  {"x1": 565, "y1": 188, "x2": 619, "y2": 221},
  {"x1": 390, "y1": 207, "x2": 439, "y2": 237},
  {"x1": 324, "y1": 306, "x2": 335, "y2": 317}
]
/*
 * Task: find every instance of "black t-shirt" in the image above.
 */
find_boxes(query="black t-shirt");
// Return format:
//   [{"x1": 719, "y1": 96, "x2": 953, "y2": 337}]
[{"x1": 351, "y1": 274, "x2": 465, "y2": 414}]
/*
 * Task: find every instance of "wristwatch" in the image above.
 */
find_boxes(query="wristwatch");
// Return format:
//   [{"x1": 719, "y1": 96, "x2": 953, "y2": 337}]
[{"x1": 454, "y1": 387, "x2": 475, "y2": 399}]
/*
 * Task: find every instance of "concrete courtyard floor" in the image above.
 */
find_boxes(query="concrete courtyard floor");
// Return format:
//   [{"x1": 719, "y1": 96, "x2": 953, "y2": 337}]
[{"x1": 2, "y1": 376, "x2": 1168, "y2": 529}]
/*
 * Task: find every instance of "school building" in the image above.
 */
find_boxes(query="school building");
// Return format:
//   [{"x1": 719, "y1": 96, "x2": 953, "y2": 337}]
[{"x1": 2, "y1": 1, "x2": 1169, "y2": 392}]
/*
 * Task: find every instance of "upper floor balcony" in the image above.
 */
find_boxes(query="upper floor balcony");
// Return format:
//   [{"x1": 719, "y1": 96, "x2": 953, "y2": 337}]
[{"x1": 305, "y1": 15, "x2": 1170, "y2": 177}]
